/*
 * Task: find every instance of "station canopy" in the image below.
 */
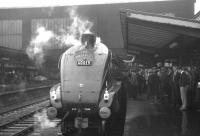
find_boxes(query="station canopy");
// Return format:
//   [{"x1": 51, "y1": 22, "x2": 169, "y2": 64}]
[{"x1": 120, "y1": 9, "x2": 200, "y2": 63}]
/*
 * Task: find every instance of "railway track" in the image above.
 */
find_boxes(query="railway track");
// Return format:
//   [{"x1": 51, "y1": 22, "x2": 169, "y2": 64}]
[
  {"x1": 0, "y1": 100, "x2": 60, "y2": 136},
  {"x1": 0, "y1": 116, "x2": 37, "y2": 136},
  {"x1": 0, "y1": 116, "x2": 60, "y2": 136}
]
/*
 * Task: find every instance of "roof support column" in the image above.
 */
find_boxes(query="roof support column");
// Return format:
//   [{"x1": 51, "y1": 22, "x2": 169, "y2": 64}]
[{"x1": 22, "y1": 18, "x2": 31, "y2": 50}]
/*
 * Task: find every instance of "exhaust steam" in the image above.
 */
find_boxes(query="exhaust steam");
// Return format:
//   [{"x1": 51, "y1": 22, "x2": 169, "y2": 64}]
[
  {"x1": 26, "y1": 6, "x2": 95, "y2": 67},
  {"x1": 34, "y1": 109, "x2": 58, "y2": 129}
]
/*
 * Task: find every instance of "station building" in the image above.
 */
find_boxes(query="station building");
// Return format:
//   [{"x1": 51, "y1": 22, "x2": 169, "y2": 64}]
[{"x1": 0, "y1": 0, "x2": 197, "y2": 82}]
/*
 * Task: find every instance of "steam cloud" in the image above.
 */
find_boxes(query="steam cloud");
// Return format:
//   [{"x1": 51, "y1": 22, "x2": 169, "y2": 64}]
[
  {"x1": 34, "y1": 109, "x2": 58, "y2": 129},
  {"x1": 26, "y1": 27, "x2": 54, "y2": 67},
  {"x1": 62, "y1": 6, "x2": 93, "y2": 45},
  {"x1": 26, "y1": 6, "x2": 94, "y2": 67}
]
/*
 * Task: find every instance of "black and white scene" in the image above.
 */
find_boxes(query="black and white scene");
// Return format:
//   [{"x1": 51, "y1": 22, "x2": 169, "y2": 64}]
[{"x1": 0, "y1": 0, "x2": 200, "y2": 136}]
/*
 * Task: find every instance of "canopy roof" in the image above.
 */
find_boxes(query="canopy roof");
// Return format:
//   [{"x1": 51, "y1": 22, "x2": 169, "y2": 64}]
[{"x1": 120, "y1": 9, "x2": 200, "y2": 62}]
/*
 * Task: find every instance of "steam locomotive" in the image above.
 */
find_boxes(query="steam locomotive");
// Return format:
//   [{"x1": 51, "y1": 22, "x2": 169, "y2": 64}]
[{"x1": 47, "y1": 33, "x2": 127, "y2": 136}]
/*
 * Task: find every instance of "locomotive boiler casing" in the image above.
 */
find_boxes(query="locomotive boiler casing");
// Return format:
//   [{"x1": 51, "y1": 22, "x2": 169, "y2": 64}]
[
  {"x1": 60, "y1": 43, "x2": 108, "y2": 108},
  {"x1": 48, "y1": 35, "x2": 127, "y2": 136}
]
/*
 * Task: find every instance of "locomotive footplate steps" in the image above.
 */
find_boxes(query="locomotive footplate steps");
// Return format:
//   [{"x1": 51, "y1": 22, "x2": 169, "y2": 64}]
[{"x1": 75, "y1": 117, "x2": 88, "y2": 129}]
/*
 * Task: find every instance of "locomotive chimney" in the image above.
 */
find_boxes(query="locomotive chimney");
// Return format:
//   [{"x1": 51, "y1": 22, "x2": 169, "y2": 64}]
[{"x1": 81, "y1": 33, "x2": 96, "y2": 49}]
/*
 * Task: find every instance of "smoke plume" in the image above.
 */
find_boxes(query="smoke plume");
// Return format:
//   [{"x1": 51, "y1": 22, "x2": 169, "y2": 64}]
[
  {"x1": 26, "y1": 27, "x2": 54, "y2": 67},
  {"x1": 26, "y1": 6, "x2": 94, "y2": 67}
]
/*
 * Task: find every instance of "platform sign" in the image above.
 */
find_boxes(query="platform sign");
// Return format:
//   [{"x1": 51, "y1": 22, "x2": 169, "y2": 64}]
[{"x1": 74, "y1": 49, "x2": 94, "y2": 66}]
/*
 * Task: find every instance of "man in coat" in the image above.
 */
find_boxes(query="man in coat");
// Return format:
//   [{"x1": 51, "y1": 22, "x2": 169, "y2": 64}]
[
  {"x1": 171, "y1": 66, "x2": 181, "y2": 107},
  {"x1": 179, "y1": 67, "x2": 191, "y2": 110}
]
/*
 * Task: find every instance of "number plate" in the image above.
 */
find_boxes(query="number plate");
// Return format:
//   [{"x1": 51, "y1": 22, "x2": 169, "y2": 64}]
[
  {"x1": 77, "y1": 60, "x2": 92, "y2": 66},
  {"x1": 75, "y1": 49, "x2": 94, "y2": 66},
  {"x1": 74, "y1": 117, "x2": 88, "y2": 128}
]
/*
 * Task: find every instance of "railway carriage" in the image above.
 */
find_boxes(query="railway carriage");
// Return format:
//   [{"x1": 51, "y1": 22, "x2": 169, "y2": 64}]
[{"x1": 47, "y1": 33, "x2": 127, "y2": 136}]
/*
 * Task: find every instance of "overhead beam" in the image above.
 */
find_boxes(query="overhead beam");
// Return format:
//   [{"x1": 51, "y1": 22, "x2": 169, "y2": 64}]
[
  {"x1": 160, "y1": 35, "x2": 180, "y2": 49},
  {"x1": 127, "y1": 43, "x2": 155, "y2": 54},
  {"x1": 127, "y1": 50, "x2": 140, "y2": 55},
  {"x1": 126, "y1": 17, "x2": 200, "y2": 39}
]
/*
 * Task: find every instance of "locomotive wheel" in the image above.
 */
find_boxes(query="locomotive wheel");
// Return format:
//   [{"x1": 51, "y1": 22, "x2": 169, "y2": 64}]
[
  {"x1": 98, "y1": 120, "x2": 110, "y2": 136},
  {"x1": 110, "y1": 86, "x2": 127, "y2": 136},
  {"x1": 119, "y1": 84, "x2": 127, "y2": 120},
  {"x1": 61, "y1": 120, "x2": 75, "y2": 136}
]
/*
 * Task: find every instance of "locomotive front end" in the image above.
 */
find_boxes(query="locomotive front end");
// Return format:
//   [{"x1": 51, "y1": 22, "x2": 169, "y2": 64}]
[{"x1": 48, "y1": 33, "x2": 127, "y2": 136}]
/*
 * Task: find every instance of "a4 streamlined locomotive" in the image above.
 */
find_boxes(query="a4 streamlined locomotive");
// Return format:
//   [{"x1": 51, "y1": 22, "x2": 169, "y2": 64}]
[{"x1": 47, "y1": 33, "x2": 127, "y2": 136}]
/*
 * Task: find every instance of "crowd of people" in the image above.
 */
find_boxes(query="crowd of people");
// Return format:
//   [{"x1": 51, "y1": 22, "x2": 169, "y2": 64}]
[
  {"x1": 0, "y1": 70, "x2": 38, "y2": 85},
  {"x1": 123, "y1": 66, "x2": 200, "y2": 110}
]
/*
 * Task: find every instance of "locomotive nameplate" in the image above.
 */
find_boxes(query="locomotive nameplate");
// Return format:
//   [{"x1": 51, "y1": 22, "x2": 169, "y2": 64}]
[{"x1": 75, "y1": 49, "x2": 94, "y2": 66}]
